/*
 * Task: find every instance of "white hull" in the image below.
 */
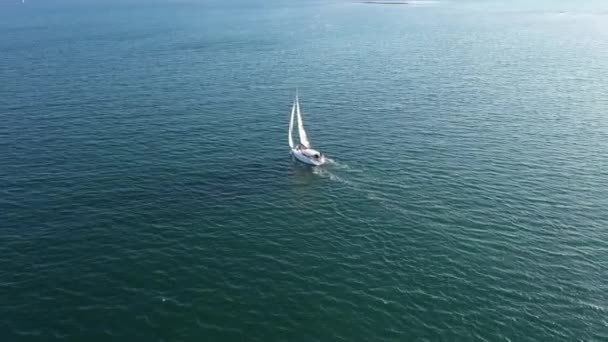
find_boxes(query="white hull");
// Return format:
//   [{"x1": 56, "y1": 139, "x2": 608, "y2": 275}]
[{"x1": 292, "y1": 148, "x2": 326, "y2": 166}]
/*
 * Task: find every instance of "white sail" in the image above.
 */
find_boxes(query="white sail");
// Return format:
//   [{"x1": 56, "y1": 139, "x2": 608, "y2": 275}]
[
  {"x1": 295, "y1": 96, "x2": 311, "y2": 148},
  {"x1": 288, "y1": 101, "x2": 295, "y2": 149}
]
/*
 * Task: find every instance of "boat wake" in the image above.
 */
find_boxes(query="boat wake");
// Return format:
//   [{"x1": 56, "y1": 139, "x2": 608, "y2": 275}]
[
  {"x1": 311, "y1": 158, "x2": 363, "y2": 187},
  {"x1": 325, "y1": 157, "x2": 363, "y2": 173},
  {"x1": 312, "y1": 158, "x2": 412, "y2": 217}
]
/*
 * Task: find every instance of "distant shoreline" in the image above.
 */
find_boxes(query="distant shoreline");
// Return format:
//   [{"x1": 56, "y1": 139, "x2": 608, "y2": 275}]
[{"x1": 361, "y1": 1, "x2": 410, "y2": 4}]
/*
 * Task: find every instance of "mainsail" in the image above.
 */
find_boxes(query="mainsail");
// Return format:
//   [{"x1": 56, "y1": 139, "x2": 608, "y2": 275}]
[
  {"x1": 295, "y1": 96, "x2": 311, "y2": 148},
  {"x1": 288, "y1": 101, "x2": 295, "y2": 149}
]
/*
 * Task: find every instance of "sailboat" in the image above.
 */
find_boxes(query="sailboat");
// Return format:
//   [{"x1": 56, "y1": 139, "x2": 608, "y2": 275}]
[{"x1": 288, "y1": 95, "x2": 326, "y2": 166}]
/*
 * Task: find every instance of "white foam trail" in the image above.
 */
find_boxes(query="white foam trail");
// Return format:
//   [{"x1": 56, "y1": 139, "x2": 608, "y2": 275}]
[
  {"x1": 312, "y1": 161, "x2": 362, "y2": 189},
  {"x1": 325, "y1": 158, "x2": 364, "y2": 173}
]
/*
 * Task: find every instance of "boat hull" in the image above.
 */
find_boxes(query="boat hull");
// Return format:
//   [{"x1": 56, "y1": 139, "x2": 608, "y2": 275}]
[{"x1": 292, "y1": 149, "x2": 326, "y2": 166}]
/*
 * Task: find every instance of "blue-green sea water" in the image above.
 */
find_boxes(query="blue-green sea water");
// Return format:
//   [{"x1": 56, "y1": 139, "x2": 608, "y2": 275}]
[{"x1": 2, "y1": 0, "x2": 607, "y2": 340}]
